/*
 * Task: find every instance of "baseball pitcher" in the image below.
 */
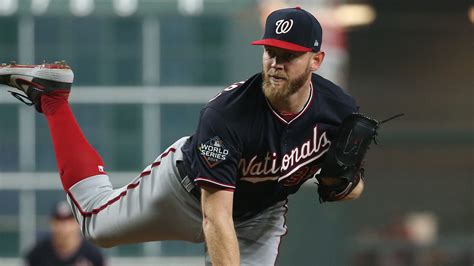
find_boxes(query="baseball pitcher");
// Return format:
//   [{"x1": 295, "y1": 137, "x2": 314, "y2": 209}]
[{"x1": 0, "y1": 7, "x2": 381, "y2": 265}]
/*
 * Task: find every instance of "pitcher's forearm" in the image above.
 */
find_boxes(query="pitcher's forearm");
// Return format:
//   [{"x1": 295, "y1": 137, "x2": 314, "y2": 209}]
[{"x1": 204, "y1": 216, "x2": 240, "y2": 265}]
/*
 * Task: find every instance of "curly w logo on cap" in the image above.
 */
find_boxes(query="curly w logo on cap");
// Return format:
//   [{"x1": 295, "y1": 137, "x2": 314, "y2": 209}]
[
  {"x1": 275, "y1": 19, "x2": 294, "y2": 34},
  {"x1": 252, "y1": 7, "x2": 323, "y2": 52}
]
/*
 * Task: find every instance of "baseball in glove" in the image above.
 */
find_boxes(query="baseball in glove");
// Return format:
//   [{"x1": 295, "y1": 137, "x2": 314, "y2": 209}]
[{"x1": 317, "y1": 113, "x2": 403, "y2": 202}]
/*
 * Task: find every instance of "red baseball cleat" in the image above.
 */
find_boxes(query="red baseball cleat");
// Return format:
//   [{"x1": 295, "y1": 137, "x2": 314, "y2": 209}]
[{"x1": 0, "y1": 61, "x2": 74, "y2": 112}]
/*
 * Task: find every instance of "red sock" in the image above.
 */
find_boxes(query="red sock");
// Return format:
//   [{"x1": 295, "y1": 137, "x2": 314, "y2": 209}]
[{"x1": 42, "y1": 94, "x2": 106, "y2": 191}]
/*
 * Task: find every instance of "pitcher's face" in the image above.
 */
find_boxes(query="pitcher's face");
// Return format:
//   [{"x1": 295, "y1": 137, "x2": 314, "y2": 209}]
[{"x1": 262, "y1": 46, "x2": 315, "y2": 101}]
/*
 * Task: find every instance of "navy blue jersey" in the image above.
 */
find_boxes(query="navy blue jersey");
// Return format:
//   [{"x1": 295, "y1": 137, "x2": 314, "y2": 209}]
[{"x1": 181, "y1": 72, "x2": 357, "y2": 220}]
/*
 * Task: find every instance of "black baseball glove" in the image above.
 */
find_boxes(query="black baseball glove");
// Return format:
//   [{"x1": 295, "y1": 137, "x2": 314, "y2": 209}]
[{"x1": 317, "y1": 113, "x2": 403, "y2": 202}]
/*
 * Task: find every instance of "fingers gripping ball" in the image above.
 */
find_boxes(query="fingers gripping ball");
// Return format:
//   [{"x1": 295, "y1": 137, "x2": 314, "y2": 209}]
[{"x1": 317, "y1": 113, "x2": 379, "y2": 202}]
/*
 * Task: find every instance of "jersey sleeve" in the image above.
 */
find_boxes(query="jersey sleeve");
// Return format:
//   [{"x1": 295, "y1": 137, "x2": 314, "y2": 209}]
[{"x1": 191, "y1": 107, "x2": 242, "y2": 191}]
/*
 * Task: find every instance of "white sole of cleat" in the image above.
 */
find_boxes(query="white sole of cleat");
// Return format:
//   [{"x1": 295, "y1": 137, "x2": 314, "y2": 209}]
[{"x1": 0, "y1": 66, "x2": 74, "y2": 84}]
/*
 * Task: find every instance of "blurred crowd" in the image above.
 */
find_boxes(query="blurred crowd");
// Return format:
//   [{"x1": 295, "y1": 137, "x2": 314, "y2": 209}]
[{"x1": 352, "y1": 213, "x2": 473, "y2": 266}]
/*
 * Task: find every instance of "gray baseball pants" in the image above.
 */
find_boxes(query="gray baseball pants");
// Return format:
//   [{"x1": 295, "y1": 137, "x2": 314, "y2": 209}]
[{"x1": 66, "y1": 137, "x2": 288, "y2": 265}]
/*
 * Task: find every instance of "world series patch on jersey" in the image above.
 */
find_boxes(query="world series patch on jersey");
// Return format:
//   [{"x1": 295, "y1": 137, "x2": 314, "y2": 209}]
[
  {"x1": 199, "y1": 136, "x2": 230, "y2": 168},
  {"x1": 181, "y1": 72, "x2": 358, "y2": 219}
]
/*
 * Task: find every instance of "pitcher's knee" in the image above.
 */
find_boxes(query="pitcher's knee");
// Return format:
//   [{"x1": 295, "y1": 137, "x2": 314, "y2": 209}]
[
  {"x1": 82, "y1": 229, "x2": 118, "y2": 248},
  {"x1": 84, "y1": 234, "x2": 120, "y2": 248}
]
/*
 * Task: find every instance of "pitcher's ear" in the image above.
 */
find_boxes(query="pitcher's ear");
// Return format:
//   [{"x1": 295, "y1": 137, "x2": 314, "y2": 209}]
[{"x1": 310, "y1": 51, "x2": 325, "y2": 71}]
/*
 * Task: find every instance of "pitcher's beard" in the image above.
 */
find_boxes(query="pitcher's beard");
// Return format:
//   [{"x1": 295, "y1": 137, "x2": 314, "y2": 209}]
[{"x1": 262, "y1": 67, "x2": 311, "y2": 102}]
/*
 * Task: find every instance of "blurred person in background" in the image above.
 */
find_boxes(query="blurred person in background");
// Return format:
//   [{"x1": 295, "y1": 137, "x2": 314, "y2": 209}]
[{"x1": 25, "y1": 201, "x2": 105, "y2": 266}]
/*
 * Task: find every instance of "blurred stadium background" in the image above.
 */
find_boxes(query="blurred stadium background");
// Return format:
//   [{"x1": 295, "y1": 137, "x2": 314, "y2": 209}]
[{"x1": 0, "y1": 0, "x2": 472, "y2": 265}]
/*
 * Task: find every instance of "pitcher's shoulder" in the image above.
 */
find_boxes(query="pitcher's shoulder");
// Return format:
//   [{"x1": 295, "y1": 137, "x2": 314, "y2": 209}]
[
  {"x1": 312, "y1": 73, "x2": 357, "y2": 108},
  {"x1": 206, "y1": 73, "x2": 263, "y2": 112}
]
